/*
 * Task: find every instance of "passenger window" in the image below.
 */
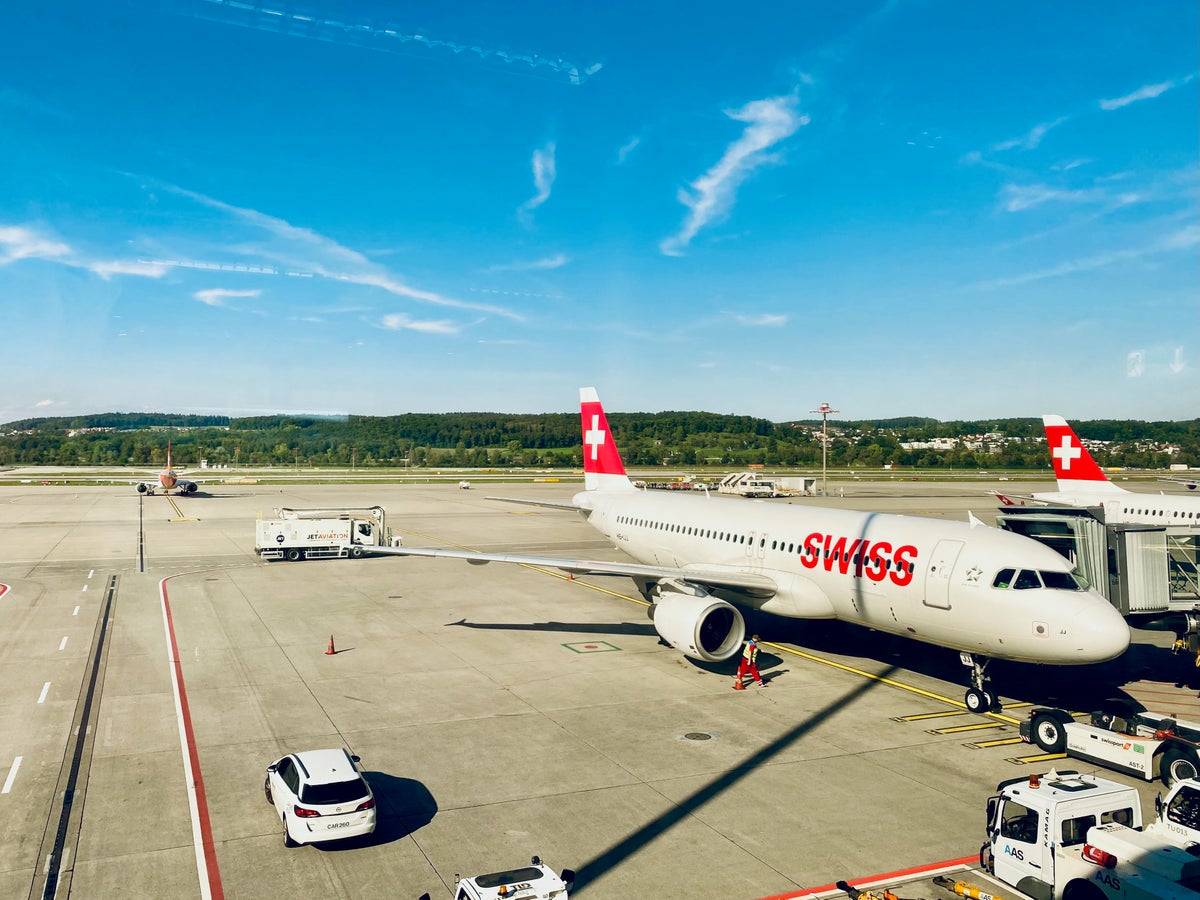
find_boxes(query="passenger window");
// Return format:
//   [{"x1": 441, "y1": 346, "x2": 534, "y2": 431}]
[
  {"x1": 992, "y1": 568, "x2": 1015, "y2": 589},
  {"x1": 1014, "y1": 570, "x2": 1043, "y2": 590},
  {"x1": 1001, "y1": 801, "x2": 1038, "y2": 843},
  {"x1": 1061, "y1": 814, "x2": 1096, "y2": 846}
]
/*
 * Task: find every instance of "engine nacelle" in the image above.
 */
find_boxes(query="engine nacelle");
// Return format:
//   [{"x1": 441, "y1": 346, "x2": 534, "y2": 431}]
[
  {"x1": 179, "y1": 481, "x2": 198, "y2": 494},
  {"x1": 136, "y1": 482, "x2": 151, "y2": 494},
  {"x1": 650, "y1": 591, "x2": 745, "y2": 662}
]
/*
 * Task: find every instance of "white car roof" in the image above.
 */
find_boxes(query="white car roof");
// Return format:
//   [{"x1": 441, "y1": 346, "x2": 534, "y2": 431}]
[{"x1": 292, "y1": 748, "x2": 360, "y2": 785}]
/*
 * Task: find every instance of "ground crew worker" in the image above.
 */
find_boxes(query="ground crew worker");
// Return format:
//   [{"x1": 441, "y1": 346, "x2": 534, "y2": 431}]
[{"x1": 733, "y1": 634, "x2": 765, "y2": 690}]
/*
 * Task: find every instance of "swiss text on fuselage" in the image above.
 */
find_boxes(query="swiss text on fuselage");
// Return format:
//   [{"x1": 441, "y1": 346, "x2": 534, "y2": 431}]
[{"x1": 798, "y1": 532, "x2": 918, "y2": 586}]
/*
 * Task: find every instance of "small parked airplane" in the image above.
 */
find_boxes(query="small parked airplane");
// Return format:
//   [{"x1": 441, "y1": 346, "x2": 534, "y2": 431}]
[
  {"x1": 994, "y1": 416, "x2": 1199, "y2": 528},
  {"x1": 135, "y1": 442, "x2": 200, "y2": 495},
  {"x1": 365, "y1": 390, "x2": 1131, "y2": 711}
]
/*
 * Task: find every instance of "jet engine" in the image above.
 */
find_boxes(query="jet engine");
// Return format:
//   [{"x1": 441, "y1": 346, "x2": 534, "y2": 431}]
[
  {"x1": 136, "y1": 482, "x2": 150, "y2": 494},
  {"x1": 178, "y1": 481, "x2": 198, "y2": 494},
  {"x1": 650, "y1": 590, "x2": 745, "y2": 662}
]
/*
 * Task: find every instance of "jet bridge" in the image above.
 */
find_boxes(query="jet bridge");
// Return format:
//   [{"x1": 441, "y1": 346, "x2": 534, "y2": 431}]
[{"x1": 995, "y1": 506, "x2": 1200, "y2": 634}]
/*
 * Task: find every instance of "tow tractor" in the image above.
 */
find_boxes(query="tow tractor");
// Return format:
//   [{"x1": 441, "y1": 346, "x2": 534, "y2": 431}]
[
  {"x1": 1021, "y1": 697, "x2": 1200, "y2": 787},
  {"x1": 418, "y1": 856, "x2": 574, "y2": 900},
  {"x1": 981, "y1": 769, "x2": 1200, "y2": 899}
]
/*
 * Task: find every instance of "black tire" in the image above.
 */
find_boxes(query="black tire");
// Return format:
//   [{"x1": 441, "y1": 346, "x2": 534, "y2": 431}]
[
  {"x1": 285, "y1": 548, "x2": 302, "y2": 562},
  {"x1": 1160, "y1": 746, "x2": 1200, "y2": 787},
  {"x1": 264, "y1": 777, "x2": 273, "y2": 805},
  {"x1": 283, "y1": 822, "x2": 298, "y2": 848},
  {"x1": 983, "y1": 691, "x2": 997, "y2": 712},
  {"x1": 965, "y1": 688, "x2": 988, "y2": 713},
  {"x1": 350, "y1": 546, "x2": 363, "y2": 559},
  {"x1": 1062, "y1": 881, "x2": 1105, "y2": 900},
  {"x1": 1032, "y1": 714, "x2": 1067, "y2": 753}
]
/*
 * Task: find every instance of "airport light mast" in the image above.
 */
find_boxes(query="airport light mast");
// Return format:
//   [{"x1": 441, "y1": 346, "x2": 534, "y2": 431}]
[{"x1": 811, "y1": 401, "x2": 839, "y2": 496}]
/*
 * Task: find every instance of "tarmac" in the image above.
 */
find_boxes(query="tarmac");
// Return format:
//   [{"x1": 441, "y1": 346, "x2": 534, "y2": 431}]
[{"x1": 0, "y1": 475, "x2": 1195, "y2": 899}]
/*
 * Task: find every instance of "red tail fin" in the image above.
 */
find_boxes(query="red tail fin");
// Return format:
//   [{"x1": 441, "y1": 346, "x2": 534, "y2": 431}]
[
  {"x1": 1042, "y1": 415, "x2": 1120, "y2": 492},
  {"x1": 580, "y1": 387, "x2": 633, "y2": 492}
]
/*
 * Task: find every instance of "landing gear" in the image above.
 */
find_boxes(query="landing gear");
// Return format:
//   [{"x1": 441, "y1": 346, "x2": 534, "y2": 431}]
[{"x1": 960, "y1": 653, "x2": 997, "y2": 713}]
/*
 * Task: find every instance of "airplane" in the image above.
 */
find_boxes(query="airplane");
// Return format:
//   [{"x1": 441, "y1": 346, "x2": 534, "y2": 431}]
[
  {"x1": 134, "y1": 441, "x2": 200, "y2": 495},
  {"x1": 993, "y1": 415, "x2": 1199, "y2": 528},
  {"x1": 363, "y1": 388, "x2": 1131, "y2": 712}
]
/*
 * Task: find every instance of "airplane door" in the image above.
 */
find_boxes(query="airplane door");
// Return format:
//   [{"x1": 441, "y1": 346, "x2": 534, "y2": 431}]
[{"x1": 924, "y1": 539, "x2": 964, "y2": 609}]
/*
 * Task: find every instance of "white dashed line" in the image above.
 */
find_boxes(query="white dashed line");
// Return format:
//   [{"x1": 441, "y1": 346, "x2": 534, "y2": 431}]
[
  {"x1": 38, "y1": 682, "x2": 50, "y2": 704},
  {"x1": 58, "y1": 636, "x2": 68, "y2": 651},
  {"x1": 2, "y1": 757, "x2": 21, "y2": 794},
  {"x1": 82, "y1": 584, "x2": 88, "y2": 592},
  {"x1": 72, "y1": 606, "x2": 79, "y2": 616}
]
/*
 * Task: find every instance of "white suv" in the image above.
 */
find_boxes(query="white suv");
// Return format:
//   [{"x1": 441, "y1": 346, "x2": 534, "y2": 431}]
[{"x1": 264, "y1": 748, "x2": 376, "y2": 847}]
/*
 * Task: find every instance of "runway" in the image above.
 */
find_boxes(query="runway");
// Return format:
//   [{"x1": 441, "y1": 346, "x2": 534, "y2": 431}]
[{"x1": 0, "y1": 478, "x2": 1190, "y2": 899}]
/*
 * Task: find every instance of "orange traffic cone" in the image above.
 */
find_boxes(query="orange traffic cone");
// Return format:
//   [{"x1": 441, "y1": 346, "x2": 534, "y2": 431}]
[
  {"x1": 326, "y1": 634, "x2": 336, "y2": 656},
  {"x1": 732, "y1": 680, "x2": 745, "y2": 690}
]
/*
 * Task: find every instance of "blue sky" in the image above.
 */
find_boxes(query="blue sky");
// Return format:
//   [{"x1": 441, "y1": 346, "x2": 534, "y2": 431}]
[{"x1": 1, "y1": 1, "x2": 1196, "y2": 423}]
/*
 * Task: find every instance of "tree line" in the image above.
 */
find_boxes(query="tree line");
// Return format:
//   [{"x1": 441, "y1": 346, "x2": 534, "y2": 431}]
[{"x1": 1, "y1": 412, "x2": 1196, "y2": 470}]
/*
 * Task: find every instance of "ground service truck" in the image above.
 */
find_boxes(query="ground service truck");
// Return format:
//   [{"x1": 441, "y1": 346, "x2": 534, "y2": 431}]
[
  {"x1": 981, "y1": 770, "x2": 1200, "y2": 899},
  {"x1": 255, "y1": 506, "x2": 398, "y2": 561},
  {"x1": 1021, "y1": 697, "x2": 1200, "y2": 787},
  {"x1": 417, "y1": 856, "x2": 573, "y2": 900}
]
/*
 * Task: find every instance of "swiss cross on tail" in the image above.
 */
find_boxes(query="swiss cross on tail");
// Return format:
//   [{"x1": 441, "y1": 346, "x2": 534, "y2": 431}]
[
  {"x1": 1042, "y1": 414, "x2": 1112, "y2": 487},
  {"x1": 580, "y1": 387, "x2": 634, "y2": 492}
]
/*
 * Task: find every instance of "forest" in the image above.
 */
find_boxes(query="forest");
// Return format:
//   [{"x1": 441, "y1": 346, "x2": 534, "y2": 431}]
[{"x1": 1, "y1": 411, "x2": 1197, "y2": 471}]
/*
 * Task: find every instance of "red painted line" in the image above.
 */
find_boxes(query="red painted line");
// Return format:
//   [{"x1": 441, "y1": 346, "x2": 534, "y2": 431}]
[
  {"x1": 161, "y1": 577, "x2": 225, "y2": 900},
  {"x1": 755, "y1": 855, "x2": 977, "y2": 900},
  {"x1": 0, "y1": 584, "x2": 8, "y2": 599}
]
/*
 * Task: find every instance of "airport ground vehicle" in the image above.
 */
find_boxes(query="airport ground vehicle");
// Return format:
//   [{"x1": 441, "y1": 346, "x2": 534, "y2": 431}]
[
  {"x1": 418, "y1": 856, "x2": 574, "y2": 899},
  {"x1": 264, "y1": 748, "x2": 376, "y2": 847},
  {"x1": 981, "y1": 770, "x2": 1200, "y2": 899},
  {"x1": 1021, "y1": 698, "x2": 1200, "y2": 786},
  {"x1": 255, "y1": 505, "x2": 398, "y2": 560}
]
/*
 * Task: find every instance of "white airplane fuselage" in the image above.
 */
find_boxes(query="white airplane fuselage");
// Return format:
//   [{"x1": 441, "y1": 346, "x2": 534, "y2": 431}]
[
  {"x1": 1031, "y1": 486, "x2": 1200, "y2": 528},
  {"x1": 576, "y1": 487, "x2": 1129, "y2": 666}
]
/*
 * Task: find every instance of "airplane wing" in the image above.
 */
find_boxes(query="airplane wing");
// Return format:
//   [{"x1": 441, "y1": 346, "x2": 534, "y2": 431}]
[
  {"x1": 1158, "y1": 476, "x2": 1200, "y2": 491},
  {"x1": 988, "y1": 489, "x2": 1046, "y2": 507},
  {"x1": 484, "y1": 495, "x2": 582, "y2": 512},
  {"x1": 362, "y1": 543, "x2": 778, "y2": 597}
]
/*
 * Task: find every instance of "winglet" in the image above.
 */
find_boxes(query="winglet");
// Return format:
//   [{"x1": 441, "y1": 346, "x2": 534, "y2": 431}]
[
  {"x1": 1042, "y1": 415, "x2": 1122, "y2": 493},
  {"x1": 580, "y1": 387, "x2": 635, "y2": 492}
]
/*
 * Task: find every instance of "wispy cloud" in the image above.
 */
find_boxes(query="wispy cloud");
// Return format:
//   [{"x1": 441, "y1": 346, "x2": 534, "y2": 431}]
[
  {"x1": 660, "y1": 93, "x2": 807, "y2": 257},
  {"x1": 1100, "y1": 79, "x2": 1179, "y2": 111},
  {"x1": 991, "y1": 117, "x2": 1068, "y2": 152},
  {"x1": 733, "y1": 312, "x2": 788, "y2": 327},
  {"x1": 999, "y1": 183, "x2": 1103, "y2": 212},
  {"x1": 165, "y1": 185, "x2": 523, "y2": 320},
  {"x1": 519, "y1": 142, "x2": 557, "y2": 221},
  {"x1": 0, "y1": 225, "x2": 70, "y2": 264},
  {"x1": 1126, "y1": 350, "x2": 1145, "y2": 378},
  {"x1": 88, "y1": 259, "x2": 169, "y2": 279},
  {"x1": 34, "y1": 399, "x2": 56, "y2": 408},
  {"x1": 615, "y1": 136, "x2": 640, "y2": 164},
  {"x1": 379, "y1": 313, "x2": 465, "y2": 335},
  {"x1": 194, "y1": 288, "x2": 262, "y2": 307},
  {"x1": 976, "y1": 225, "x2": 1200, "y2": 289},
  {"x1": 486, "y1": 253, "x2": 569, "y2": 273}
]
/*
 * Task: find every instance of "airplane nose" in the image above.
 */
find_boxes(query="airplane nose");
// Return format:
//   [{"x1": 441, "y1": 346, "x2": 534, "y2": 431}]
[{"x1": 1072, "y1": 594, "x2": 1130, "y2": 662}]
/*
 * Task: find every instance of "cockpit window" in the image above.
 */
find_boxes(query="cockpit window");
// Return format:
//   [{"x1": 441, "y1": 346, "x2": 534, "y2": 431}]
[
  {"x1": 992, "y1": 568, "x2": 1016, "y2": 589},
  {"x1": 1040, "y1": 570, "x2": 1084, "y2": 591},
  {"x1": 1013, "y1": 570, "x2": 1043, "y2": 590}
]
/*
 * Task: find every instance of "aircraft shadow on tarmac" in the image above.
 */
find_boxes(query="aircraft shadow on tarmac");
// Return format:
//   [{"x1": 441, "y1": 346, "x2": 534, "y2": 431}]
[
  {"x1": 314, "y1": 773, "x2": 437, "y2": 851},
  {"x1": 446, "y1": 618, "x2": 658, "y2": 639}
]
